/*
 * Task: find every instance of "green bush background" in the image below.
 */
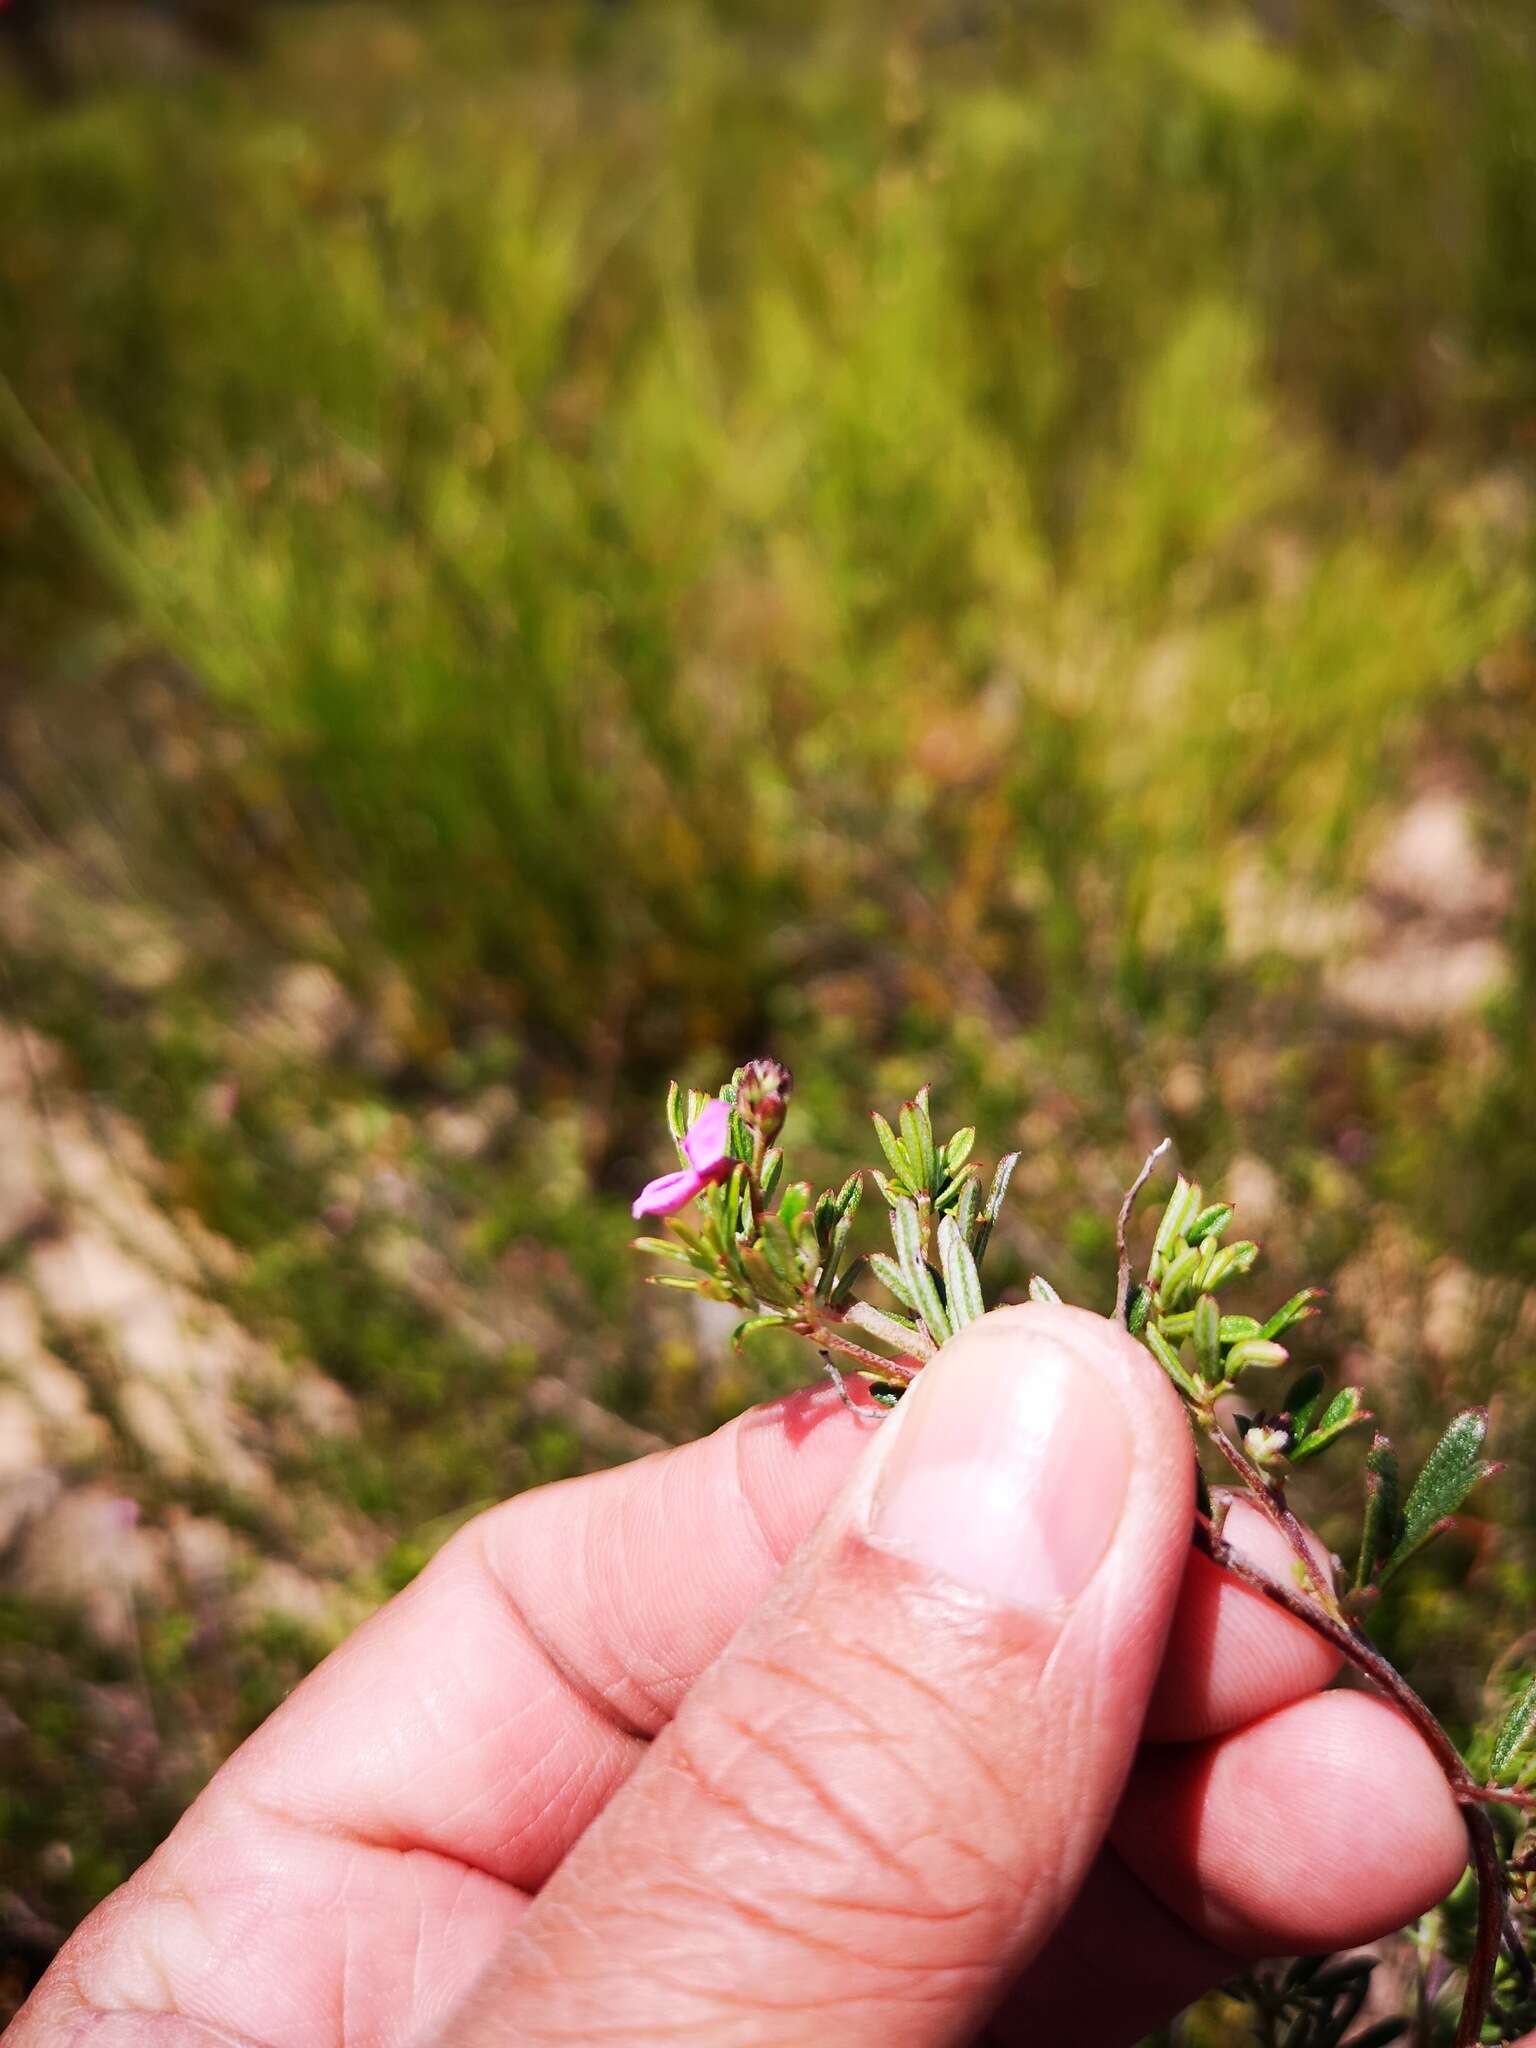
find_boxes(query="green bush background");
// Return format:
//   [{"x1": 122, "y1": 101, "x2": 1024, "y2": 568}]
[{"x1": 1, "y1": 1, "x2": 1534, "y2": 2035}]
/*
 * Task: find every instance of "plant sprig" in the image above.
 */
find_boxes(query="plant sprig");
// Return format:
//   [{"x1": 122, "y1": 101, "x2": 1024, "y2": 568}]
[{"x1": 632, "y1": 1065, "x2": 1533, "y2": 2047}]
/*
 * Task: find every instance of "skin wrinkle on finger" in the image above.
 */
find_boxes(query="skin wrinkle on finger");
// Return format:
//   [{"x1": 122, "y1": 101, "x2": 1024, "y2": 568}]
[{"x1": 447, "y1": 1307, "x2": 1198, "y2": 2048}]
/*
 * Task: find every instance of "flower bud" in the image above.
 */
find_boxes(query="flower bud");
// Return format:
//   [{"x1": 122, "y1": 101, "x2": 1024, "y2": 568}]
[
  {"x1": 733, "y1": 1057, "x2": 793, "y2": 1143},
  {"x1": 1243, "y1": 1420, "x2": 1291, "y2": 1468}
]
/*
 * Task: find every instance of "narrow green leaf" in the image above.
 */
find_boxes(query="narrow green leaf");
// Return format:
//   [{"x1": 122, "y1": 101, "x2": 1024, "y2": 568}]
[
  {"x1": 938, "y1": 1215, "x2": 985, "y2": 1329},
  {"x1": 760, "y1": 1147, "x2": 784, "y2": 1200},
  {"x1": 943, "y1": 1126, "x2": 976, "y2": 1177},
  {"x1": 1126, "y1": 1285, "x2": 1151, "y2": 1335},
  {"x1": 1150, "y1": 1176, "x2": 1195, "y2": 1274},
  {"x1": 1158, "y1": 1241, "x2": 1203, "y2": 1309},
  {"x1": 837, "y1": 1172, "x2": 863, "y2": 1219},
  {"x1": 951, "y1": 1169, "x2": 981, "y2": 1239},
  {"x1": 740, "y1": 1240, "x2": 797, "y2": 1308},
  {"x1": 893, "y1": 1196, "x2": 951, "y2": 1344},
  {"x1": 1383, "y1": 1408, "x2": 1496, "y2": 1581},
  {"x1": 1185, "y1": 1203, "x2": 1233, "y2": 1246},
  {"x1": 870, "y1": 1112, "x2": 913, "y2": 1186},
  {"x1": 726, "y1": 1107, "x2": 754, "y2": 1162},
  {"x1": 631, "y1": 1235, "x2": 693, "y2": 1264},
  {"x1": 973, "y1": 1151, "x2": 1019, "y2": 1267},
  {"x1": 732, "y1": 1314, "x2": 785, "y2": 1350},
  {"x1": 1028, "y1": 1274, "x2": 1061, "y2": 1305},
  {"x1": 900, "y1": 1093, "x2": 937, "y2": 1196},
  {"x1": 1288, "y1": 1386, "x2": 1369, "y2": 1462},
  {"x1": 648, "y1": 1273, "x2": 707, "y2": 1293},
  {"x1": 1143, "y1": 1323, "x2": 1202, "y2": 1401},
  {"x1": 1491, "y1": 1672, "x2": 1536, "y2": 1780},
  {"x1": 1225, "y1": 1337, "x2": 1289, "y2": 1374},
  {"x1": 871, "y1": 1168, "x2": 898, "y2": 1207},
  {"x1": 1353, "y1": 1434, "x2": 1401, "y2": 1592},
  {"x1": 777, "y1": 1183, "x2": 813, "y2": 1231},
  {"x1": 816, "y1": 1212, "x2": 854, "y2": 1303},
  {"x1": 1218, "y1": 1314, "x2": 1263, "y2": 1343},
  {"x1": 1261, "y1": 1288, "x2": 1323, "y2": 1342},
  {"x1": 845, "y1": 1300, "x2": 936, "y2": 1361},
  {"x1": 1201, "y1": 1240, "x2": 1259, "y2": 1290},
  {"x1": 1284, "y1": 1366, "x2": 1327, "y2": 1439},
  {"x1": 870, "y1": 1251, "x2": 920, "y2": 1313},
  {"x1": 1192, "y1": 1293, "x2": 1221, "y2": 1381},
  {"x1": 758, "y1": 1215, "x2": 799, "y2": 1285},
  {"x1": 665, "y1": 1079, "x2": 688, "y2": 1149}
]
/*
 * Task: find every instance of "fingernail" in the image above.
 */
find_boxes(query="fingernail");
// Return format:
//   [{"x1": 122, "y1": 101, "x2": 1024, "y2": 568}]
[{"x1": 866, "y1": 1316, "x2": 1132, "y2": 1611}]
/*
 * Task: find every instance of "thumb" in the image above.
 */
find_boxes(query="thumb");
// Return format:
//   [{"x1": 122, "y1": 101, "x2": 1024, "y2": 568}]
[{"x1": 453, "y1": 1302, "x2": 1193, "y2": 2048}]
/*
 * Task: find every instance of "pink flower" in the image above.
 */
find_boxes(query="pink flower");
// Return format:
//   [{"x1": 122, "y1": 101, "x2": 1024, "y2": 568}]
[{"x1": 632, "y1": 1097, "x2": 734, "y2": 1219}]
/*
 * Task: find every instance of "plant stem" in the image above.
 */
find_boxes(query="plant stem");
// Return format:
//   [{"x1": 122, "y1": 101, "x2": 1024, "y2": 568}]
[
  {"x1": 1205, "y1": 1419, "x2": 1342, "y2": 1621},
  {"x1": 1195, "y1": 1516, "x2": 1505, "y2": 2048}
]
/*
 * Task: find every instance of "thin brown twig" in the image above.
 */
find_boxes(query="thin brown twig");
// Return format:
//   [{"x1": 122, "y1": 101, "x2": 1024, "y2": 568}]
[{"x1": 1115, "y1": 1137, "x2": 1171, "y2": 1324}]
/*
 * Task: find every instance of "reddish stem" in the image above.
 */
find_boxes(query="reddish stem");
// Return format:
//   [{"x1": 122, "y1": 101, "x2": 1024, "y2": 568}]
[{"x1": 1196, "y1": 1517, "x2": 1506, "y2": 2048}]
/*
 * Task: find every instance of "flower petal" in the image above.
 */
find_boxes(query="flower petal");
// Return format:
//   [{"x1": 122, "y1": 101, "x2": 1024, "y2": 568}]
[
  {"x1": 683, "y1": 1097, "x2": 733, "y2": 1174},
  {"x1": 631, "y1": 1167, "x2": 707, "y2": 1220}
]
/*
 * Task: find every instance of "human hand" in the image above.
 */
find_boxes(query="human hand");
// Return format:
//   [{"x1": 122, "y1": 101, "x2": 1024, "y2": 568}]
[{"x1": 11, "y1": 1303, "x2": 1467, "y2": 2046}]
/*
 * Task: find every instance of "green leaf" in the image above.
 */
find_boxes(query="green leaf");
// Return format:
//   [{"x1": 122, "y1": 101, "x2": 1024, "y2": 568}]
[
  {"x1": 777, "y1": 1182, "x2": 813, "y2": 1231},
  {"x1": 1261, "y1": 1288, "x2": 1323, "y2": 1342},
  {"x1": 1353, "y1": 1434, "x2": 1401, "y2": 1592},
  {"x1": 1158, "y1": 1241, "x2": 1203, "y2": 1309},
  {"x1": 870, "y1": 1112, "x2": 913, "y2": 1187},
  {"x1": 938, "y1": 1215, "x2": 984, "y2": 1329},
  {"x1": 1288, "y1": 1385, "x2": 1370, "y2": 1462},
  {"x1": 845, "y1": 1300, "x2": 936, "y2": 1361},
  {"x1": 951, "y1": 1169, "x2": 981, "y2": 1239},
  {"x1": 1382, "y1": 1408, "x2": 1496, "y2": 1582},
  {"x1": 665, "y1": 1079, "x2": 688, "y2": 1149},
  {"x1": 1218, "y1": 1314, "x2": 1263, "y2": 1343},
  {"x1": 1185, "y1": 1203, "x2": 1233, "y2": 1246},
  {"x1": 732, "y1": 1314, "x2": 785, "y2": 1350},
  {"x1": 1201, "y1": 1240, "x2": 1259, "y2": 1290},
  {"x1": 1150, "y1": 1177, "x2": 1198, "y2": 1275},
  {"x1": 1225, "y1": 1337, "x2": 1289, "y2": 1374},
  {"x1": 740, "y1": 1240, "x2": 797, "y2": 1309},
  {"x1": 1143, "y1": 1323, "x2": 1202, "y2": 1401},
  {"x1": 1284, "y1": 1366, "x2": 1327, "y2": 1439},
  {"x1": 869, "y1": 1251, "x2": 919, "y2": 1312},
  {"x1": 1491, "y1": 1672, "x2": 1536, "y2": 1780},
  {"x1": 816, "y1": 1212, "x2": 855, "y2": 1303},
  {"x1": 973, "y1": 1151, "x2": 1018, "y2": 1267},
  {"x1": 1126, "y1": 1285, "x2": 1151, "y2": 1335},
  {"x1": 871, "y1": 1169, "x2": 898, "y2": 1207},
  {"x1": 631, "y1": 1235, "x2": 693, "y2": 1264},
  {"x1": 726, "y1": 1107, "x2": 754, "y2": 1163},
  {"x1": 760, "y1": 1147, "x2": 784, "y2": 1200},
  {"x1": 837, "y1": 1172, "x2": 863, "y2": 1218},
  {"x1": 1192, "y1": 1293, "x2": 1221, "y2": 1381},
  {"x1": 1028, "y1": 1274, "x2": 1061, "y2": 1305},
  {"x1": 900, "y1": 1090, "x2": 937, "y2": 1195},
  {"x1": 893, "y1": 1196, "x2": 951, "y2": 1345},
  {"x1": 943, "y1": 1126, "x2": 976, "y2": 1177}
]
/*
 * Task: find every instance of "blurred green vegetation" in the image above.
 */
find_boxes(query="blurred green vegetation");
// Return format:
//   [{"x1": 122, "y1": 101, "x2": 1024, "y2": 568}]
[{"x1": 1, "y1": 0, "x2": 1535, "y2": 2032}]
